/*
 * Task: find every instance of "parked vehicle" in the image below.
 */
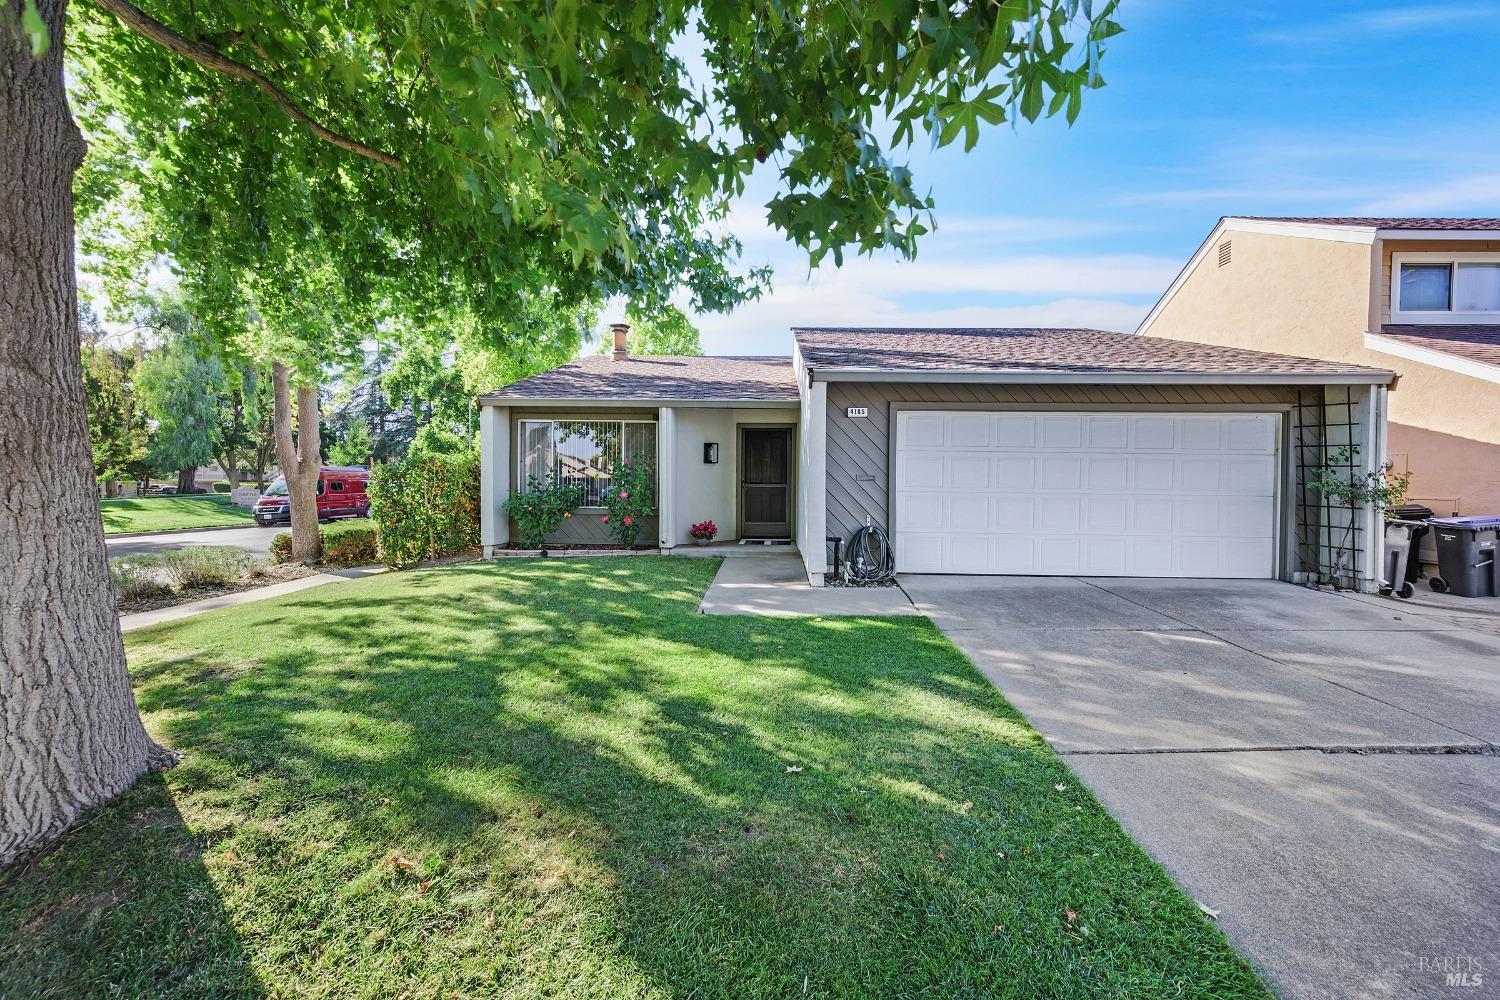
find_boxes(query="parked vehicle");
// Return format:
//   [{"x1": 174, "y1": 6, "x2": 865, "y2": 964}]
[{"x1": 253, "y1": 466, "x2": 371, "y2": 526}]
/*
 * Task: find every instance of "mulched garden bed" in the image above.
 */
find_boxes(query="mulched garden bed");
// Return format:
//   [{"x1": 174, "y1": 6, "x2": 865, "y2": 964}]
[{"x1": 117, "y1": 563, "x2": 321, "y2": 616}]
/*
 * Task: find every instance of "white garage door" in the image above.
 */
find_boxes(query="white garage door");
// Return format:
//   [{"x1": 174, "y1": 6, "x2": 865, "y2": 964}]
[{"x1": 894, "y1": 411, "x2": 1280, "y2": 577}]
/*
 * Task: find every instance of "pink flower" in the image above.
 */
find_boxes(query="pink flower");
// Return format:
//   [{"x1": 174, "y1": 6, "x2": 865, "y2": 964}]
[
  {"x1": 619, "y1": 490, "x2": 629, "y2": 499},
  {"x1": 623, "y1": 516, "x2": 634, "y2": 526},
  {"x1": 600, "y1": 515, "x2": 610, "y2": 523}
]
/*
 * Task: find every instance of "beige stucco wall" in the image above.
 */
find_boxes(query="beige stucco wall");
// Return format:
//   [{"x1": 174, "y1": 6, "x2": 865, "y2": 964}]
[
  {"x1": 671, "y1": 407, "x2": 797, "y2": 543},
  {"x1": 1145, "y1": 229, "x2": 1500, "y2": 514}
]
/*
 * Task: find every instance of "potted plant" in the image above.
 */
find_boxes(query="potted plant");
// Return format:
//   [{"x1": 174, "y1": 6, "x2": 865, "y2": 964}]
[{"x1": 689, "y1": 519, "x2": 718, "y2": 545}]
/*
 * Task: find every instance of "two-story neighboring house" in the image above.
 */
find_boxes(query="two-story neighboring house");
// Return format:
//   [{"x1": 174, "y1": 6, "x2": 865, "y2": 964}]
[{"x1": 1138, "y1": 217, "x2": 1500, "y2": 518}]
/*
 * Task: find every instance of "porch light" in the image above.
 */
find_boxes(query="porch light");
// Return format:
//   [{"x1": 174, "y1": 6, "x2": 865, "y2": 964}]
[{"x1": 704, "y1": 442, "x2": 719, "y2": 464}]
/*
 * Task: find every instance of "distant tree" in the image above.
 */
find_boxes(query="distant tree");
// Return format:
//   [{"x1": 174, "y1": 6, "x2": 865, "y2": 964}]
[
  {"x1": 209, "y1": 363, "x2": 272, "y2": 489},
  {"x1": 137, "y1": 334, "x2": 224, "y2": 493},
  {"x1": 328, "y1": 421, "x2": 372, "y2": 467},
  {"x1": 408, "y1": 424, "x2": 472, "y2": 461},
  {"x1": 79, "y1": 344, "x2": 148, "y2": 495},
  {"x1": 596, "y1": 304, "x2": 703, "y2": 357}
]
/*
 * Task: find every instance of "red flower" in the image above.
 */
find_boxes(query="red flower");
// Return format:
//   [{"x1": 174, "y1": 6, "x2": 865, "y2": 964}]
[
  {"x1": 600, "y1": 515, "x2": 610, "y2": 523},
  {"x1": 623, "y1": 516, "x2": 634, "y2": 526}
]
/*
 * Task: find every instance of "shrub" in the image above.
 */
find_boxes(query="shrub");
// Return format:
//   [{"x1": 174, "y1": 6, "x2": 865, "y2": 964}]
[
  {"x1": 110, "y1": 558, "x2": 173, "y2": 602},
  {"x1": 271, "y1": 521, "x2": 379, "y2": 567},
  {"x1": 321, "y1": 522, "x2": 379, "y2": 567},
  {"x1": 212, "y1": 480, "x2": 231, "y2": 493},
  {"x1": 162, "y1": 546, "x2": 254, "y2": 588},
  {"x1": 599, "y1": 454, "x2": 655, "y2": 548},
  {"x1": 369, "y1": 453, "x2": 481, "y2": 566},
  {"x1": 503, "y1": 476, "x2": 585, "y2": 549}
]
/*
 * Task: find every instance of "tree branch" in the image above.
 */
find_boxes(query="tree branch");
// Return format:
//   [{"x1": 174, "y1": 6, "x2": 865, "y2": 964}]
[{"x1": 91, "y1": 0, "x2": 404, "y2": 169}]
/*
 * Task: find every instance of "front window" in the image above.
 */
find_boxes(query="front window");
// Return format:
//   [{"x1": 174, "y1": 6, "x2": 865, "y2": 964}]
[
  {"x1": 264, "y1": 478, "x2": 288, "y2": 497},
  {"x1": 1396, "y1": 255, "x2": 1500, "y2": 318},
  {"x1": 518, "y1": 419, "x2": 656, "y2": 506}
]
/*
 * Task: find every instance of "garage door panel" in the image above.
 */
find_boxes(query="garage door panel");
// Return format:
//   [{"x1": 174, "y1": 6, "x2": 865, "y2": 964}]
[
  {"x1": 895, "y1": 410, "x2": 1279, "y2": 578},
  {"x1": 1041, "y1": 415, "x2": 1085, "y2": 449},
  {"x1": 898, "y1": 492, "x2": 944, "y2": 529},
  {"x1": 1132, "y1": 416, "x2": 1176, "y2": 449},
  {"x1": 949, "y1": 454, "x2": 991, "y2": 490},
  {"x1": 1040, "y1": 456, "x2": 1084, "y2": 490},
  {"x1": 948, "y1": 414, "x2": 991, "y2": 448},
  {"x1": 994, "y1": 456, "x2": 1036, "y2": 489},
  {"x1": 1086, "y1": 416, "x2": 1130, "y2": 450}
]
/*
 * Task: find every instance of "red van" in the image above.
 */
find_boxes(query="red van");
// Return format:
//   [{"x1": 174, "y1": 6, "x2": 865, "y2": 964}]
[{"x1": 253, "y1": 466, "x2": 371, "y2": 526}]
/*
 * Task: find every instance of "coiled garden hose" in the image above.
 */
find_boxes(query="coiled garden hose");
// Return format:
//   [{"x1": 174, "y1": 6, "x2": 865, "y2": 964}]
[{"x1": 845, "y1": 520, "x2": 896, "y2": 585}]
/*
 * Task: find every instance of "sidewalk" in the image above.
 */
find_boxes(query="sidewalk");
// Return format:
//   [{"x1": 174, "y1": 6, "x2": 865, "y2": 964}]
[{"x1": 120, "y1": 565, "x2": 385, "y2": 632}]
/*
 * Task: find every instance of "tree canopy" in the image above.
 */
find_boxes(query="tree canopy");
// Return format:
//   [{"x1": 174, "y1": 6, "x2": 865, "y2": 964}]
[{"x1": 70, "y1": 0, "x2": 1120, "y2": 369}]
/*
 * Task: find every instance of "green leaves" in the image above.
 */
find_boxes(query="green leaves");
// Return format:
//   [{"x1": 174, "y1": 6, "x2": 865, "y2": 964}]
[
  {"x1": 68, "y1": 0, "x2": 1122, "y2": 370},
  {"x1": 6, "y1": 0, "x2": 49, "y2": 56}
]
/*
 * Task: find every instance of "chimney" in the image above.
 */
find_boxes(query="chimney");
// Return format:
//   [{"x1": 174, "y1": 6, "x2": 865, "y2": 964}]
[{"x1": 610, "y1": 322, "x2": 629, "y2": 361}]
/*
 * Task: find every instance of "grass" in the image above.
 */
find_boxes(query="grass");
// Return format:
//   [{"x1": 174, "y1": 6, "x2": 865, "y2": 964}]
[
  {"x1": 110, "y1": 547, "x2": 259, "y2": 602},
  {"x1": 101, "y1": 495, "x2": 256, "y2": 535},
  {"x1": 0, "y1": 558, "x2": 1270, "y2": 999}
]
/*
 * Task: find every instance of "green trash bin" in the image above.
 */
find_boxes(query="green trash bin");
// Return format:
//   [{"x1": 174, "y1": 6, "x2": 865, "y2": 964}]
[{"x1": 1428, "y1": 516, "x2": 1500, "y2": 598}]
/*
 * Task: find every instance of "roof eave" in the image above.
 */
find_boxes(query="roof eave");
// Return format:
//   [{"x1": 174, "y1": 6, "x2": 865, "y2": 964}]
[
  {"x1": 805, "y1": 366, "x2": 1395, "y2": 386},
  {"x1": 475, "y1": 395, "x2": 800, "y2": 408},
  {"x1": 1363, "y1": 332, "x2": 1500, "y2": 385}
]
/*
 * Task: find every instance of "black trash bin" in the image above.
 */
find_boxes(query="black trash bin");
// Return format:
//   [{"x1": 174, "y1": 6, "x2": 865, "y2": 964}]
[
  {"x1": 1428, "y1": 516, "x2": 1500, "y2": 598},
  {"x1": 1380, "y1": 521, "x2": 1425, "y2": 598},
  {"x1": 1390, "y1": 503, "x2": 1434, "y2": 585}
]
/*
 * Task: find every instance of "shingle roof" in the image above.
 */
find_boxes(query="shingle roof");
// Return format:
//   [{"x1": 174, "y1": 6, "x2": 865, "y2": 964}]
[
  {"x1": 1376, "y1": 325, "x2": 1500, "y2": 370},
  {"x1": 479, "y1": 354, "x2": 799, "y2": 402},
  {"x1": 793, "y1": 327, "x2": 1393, "y2": 378},
  {"x1": 1237, "y1": 217, "x2": 1500, "y2": 231}
]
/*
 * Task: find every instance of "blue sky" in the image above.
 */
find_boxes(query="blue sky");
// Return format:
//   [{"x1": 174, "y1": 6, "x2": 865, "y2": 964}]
[{"x1": 695, "y1": 1, "x2": 1500, "y2": 356}]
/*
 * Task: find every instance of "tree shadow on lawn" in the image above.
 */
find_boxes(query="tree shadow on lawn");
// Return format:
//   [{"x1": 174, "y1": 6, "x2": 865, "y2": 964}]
[
  {"x1": 0, "y1": 772, "x2": 266, "y2": 998},
  {"x1": 10, "y1": 559, "x2": 1270, "y2": 998}
]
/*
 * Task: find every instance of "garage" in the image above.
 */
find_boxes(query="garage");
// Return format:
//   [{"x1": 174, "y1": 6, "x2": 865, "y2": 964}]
[{"x1": 894, "y1": 410, "x2": 1280, "y2": 577}]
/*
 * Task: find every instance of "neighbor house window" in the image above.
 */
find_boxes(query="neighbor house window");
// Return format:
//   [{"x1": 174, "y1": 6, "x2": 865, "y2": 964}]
[
  {"x1": 518, "y1": 419, "x2": 656, "y2": 507},
  {"x1": 1395, "y1": 254, "x2": 1500, "y2": 318}
]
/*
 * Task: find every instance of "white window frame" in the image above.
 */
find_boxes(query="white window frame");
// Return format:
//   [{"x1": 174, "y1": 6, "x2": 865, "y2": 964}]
[
  {"x1": 1392, "y1": 251, "x2": 1500, "y2": 324},
  {"x1": 516, "y1": 418, "x2": 657, "y2": 509}
]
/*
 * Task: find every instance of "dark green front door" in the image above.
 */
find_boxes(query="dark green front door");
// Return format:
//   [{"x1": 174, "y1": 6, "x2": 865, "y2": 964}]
[{"x1": 740, "y1": 427, "x2": 792, "y2": 538}]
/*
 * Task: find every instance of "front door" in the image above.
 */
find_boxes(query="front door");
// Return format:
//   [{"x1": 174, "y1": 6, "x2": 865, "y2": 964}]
[{"x1": 740, "y1": 427, "x2": 792, "y2": 539}]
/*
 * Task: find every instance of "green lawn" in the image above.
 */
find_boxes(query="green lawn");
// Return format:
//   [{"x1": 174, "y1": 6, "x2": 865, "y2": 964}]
[
  {"x1": 0, "y1": 558, "x2": 1269, "y2": 998},
  {"x1": 101, "y1": 495, "x2": 256, "y2": 534}
]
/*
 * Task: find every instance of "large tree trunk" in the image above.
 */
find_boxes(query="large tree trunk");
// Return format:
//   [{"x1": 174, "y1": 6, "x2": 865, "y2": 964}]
[
  {"x1": 1, "y1": 0, "x2": 176, "y2": 867},
  {"x1": 175, "y1": 466, "x2": 196, "y2": 493},
  {"x1": 272, "y1": 363, "x2": 322, "y2": 562}
]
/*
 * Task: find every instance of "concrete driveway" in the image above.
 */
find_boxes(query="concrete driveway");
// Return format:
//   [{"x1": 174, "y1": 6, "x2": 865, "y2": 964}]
[{"x1": 902, "y1": 575, "x2": 1500, "y2": 1000}]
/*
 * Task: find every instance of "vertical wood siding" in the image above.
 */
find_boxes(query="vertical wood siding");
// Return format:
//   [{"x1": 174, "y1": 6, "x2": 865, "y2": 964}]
[{"x1": 823, "y1": 381, "x2": 1301, "y2": 541}]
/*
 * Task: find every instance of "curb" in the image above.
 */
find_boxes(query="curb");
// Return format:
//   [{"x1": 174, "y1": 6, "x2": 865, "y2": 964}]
[{"x1": 105, "y1": 521, "x2": 264, "y2": 541}]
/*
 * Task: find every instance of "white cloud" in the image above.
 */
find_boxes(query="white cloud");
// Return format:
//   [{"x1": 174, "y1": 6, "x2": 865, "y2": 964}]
[
  {"x1": 1258, "y1": 3, "x2": 1498, "y2": 44},
  {"x1": 1351, "y1": 174, "x2": 1500, "y2": 215}
]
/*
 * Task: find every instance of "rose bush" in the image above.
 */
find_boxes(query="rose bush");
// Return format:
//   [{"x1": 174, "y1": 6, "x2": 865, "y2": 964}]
[{"x1": 600, "y1": 455, "x2": 655, "y2": 548}]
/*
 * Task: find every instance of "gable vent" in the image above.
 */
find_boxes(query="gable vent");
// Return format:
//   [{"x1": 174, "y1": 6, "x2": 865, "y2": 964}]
[{"x1": 1217, "y1": 239, "x2": 1232, "y2": 267}]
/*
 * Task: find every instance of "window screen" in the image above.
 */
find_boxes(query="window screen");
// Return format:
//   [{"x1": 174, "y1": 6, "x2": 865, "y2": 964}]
[
  {"x1": 1455, "y1": 263, "x2": 1500, "y2": 311},
  {"x1": 518, "y1": 420, "x2": 656, "y2": 506}
]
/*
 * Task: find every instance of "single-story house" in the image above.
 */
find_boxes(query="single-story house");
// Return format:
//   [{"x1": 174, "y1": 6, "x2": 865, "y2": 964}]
[{"x1": 477, "y1": 324, "x2": 1397, "y2": 590}]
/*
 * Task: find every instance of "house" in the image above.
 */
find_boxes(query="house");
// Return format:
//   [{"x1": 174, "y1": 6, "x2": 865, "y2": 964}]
[
  {"x1": 477, "y1": 323, "x2": 1396, "y2": 589},
  {"x1": 1137, "y1": 216, "x2": 1500, "y2": 519}
]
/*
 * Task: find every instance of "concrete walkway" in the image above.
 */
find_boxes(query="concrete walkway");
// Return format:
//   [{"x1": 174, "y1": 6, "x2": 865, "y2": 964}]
[
  {"x1": 120, "y1": 566, "x2": 384, "y2": 632},
  {"x1": 698, "y1": 552, "x2": 917, "y2": 616},
  {"x1": 903, "y1": 575, "x2": 1500, "y2": 999}
]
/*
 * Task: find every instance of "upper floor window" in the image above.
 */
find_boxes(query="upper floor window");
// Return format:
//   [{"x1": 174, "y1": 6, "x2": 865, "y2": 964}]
[{"x1": 1395, "y1": 253, "x2": 1500, "y2": 322}]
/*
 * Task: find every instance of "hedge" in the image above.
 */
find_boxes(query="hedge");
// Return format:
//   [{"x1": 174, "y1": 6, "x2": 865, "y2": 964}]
[
  {"x1": 270, "y1": 520, "x2": 379, "y2": 567},
  {"x1": 368, "y1": 452, "x2": 480, "y2": 566}
]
